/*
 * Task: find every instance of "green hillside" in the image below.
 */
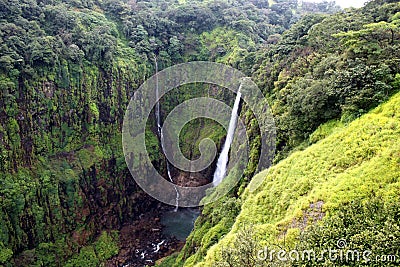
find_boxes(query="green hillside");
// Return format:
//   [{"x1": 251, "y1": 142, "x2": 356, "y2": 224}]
[
  {"x1": 1, "y1": 0, "x2": 400, "y2": 265},
  {"x1": 177, "y1": 89, "x2": 400, "y2": 266}
]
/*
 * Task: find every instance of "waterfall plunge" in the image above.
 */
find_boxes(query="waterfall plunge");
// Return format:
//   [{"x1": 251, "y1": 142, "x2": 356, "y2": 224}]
[
  {"x1": 212, "y1": 87, "x2": 242, "y2": 187},
  {"x1": 154, "y1": 56, "x2": 180, "y2": 212}
]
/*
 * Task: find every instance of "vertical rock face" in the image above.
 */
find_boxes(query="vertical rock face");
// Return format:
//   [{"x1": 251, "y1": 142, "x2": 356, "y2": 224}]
[
  {"x1": 0, "y1": 49, "x2": 237, "y2": 266},
  {"x1": 0, "y1": 9, "x2": 165, "y2": 258},
  {"x1": 0, "y1": 62, "x2": 158, "y2": 258},
  {"x1": 0, "y1": 41, "x2": 238, "y2": 267}
]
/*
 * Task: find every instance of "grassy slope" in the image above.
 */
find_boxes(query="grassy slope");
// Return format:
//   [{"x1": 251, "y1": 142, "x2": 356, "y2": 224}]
[{"x1": 193, "y1": 91, "x2": 400, "y2": 266}]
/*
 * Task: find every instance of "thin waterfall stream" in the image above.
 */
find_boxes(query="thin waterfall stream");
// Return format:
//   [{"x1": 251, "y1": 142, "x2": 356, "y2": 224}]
[
  {"x1": 154, "y1": 56, "x2": 180, "y2": 212},
  {"x1": 212, "y1": 86, "x2": 242, "y2": 186}
]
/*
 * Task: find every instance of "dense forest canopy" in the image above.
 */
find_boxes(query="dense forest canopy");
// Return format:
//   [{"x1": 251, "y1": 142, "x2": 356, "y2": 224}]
[{"x1": 0, "y1": 0, "x2": 399, "y2": 266}]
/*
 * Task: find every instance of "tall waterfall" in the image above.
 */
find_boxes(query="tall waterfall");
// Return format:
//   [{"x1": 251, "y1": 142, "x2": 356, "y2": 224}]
[
  {"x1": 212, "y1": 87, "x2": 242, "y2": 186},
  {"x1": 154, "y1": 56, "x2": 180, "y2": 211}
]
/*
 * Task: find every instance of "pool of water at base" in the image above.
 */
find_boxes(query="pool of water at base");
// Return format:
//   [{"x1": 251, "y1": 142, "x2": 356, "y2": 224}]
[{"x1": 160, "y1": 207, "x2": 200, "y2": 241}]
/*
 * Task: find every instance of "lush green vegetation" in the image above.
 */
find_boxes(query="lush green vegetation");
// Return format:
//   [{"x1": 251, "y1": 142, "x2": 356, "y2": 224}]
[
  {"x1": 252, "y1": 1, "x2": 400, "y2": 159},
  {"x1": 159, "y1": 1, "x2": 400, "y2": 266},
  {"x1": 0, "y1": 0, "x2": 337, "y2": 264},
  {"x1": 1, "y1": 0, "x2": 399, "y2": 265}
]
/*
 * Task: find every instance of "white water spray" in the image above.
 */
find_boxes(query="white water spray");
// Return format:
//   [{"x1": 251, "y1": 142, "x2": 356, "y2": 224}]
[
  {"x1": 153, "y1": 240, "x2": 165, "y2": 253},
  {"x1": 154, "y1": 56, "x2": 180, "y2": 211},
  {"x1": 212, "y1": 87, "x2": 242, "y2": 186}
]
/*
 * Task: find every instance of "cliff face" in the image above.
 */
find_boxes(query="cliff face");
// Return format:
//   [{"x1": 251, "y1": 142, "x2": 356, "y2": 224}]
[
  {"x1": 0, "y1": 2, "x2": 158, "y2": 262},
  {"x1": 0, "y1": 2, "x2": 248, "y2": 263},
  {"x1": 0, "y1": 57, "x2": 160, "y2": 262}
]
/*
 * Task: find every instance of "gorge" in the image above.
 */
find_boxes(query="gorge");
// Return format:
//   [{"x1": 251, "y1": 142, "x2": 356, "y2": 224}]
[{"x1": 0, "y1": 0, "x2": 399, "y2": 266}]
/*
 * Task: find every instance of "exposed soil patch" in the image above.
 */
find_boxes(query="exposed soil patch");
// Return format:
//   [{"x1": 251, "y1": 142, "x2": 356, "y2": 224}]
[{"x1": 279, "y1": 201, "x2": 325, "y2": 239}]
